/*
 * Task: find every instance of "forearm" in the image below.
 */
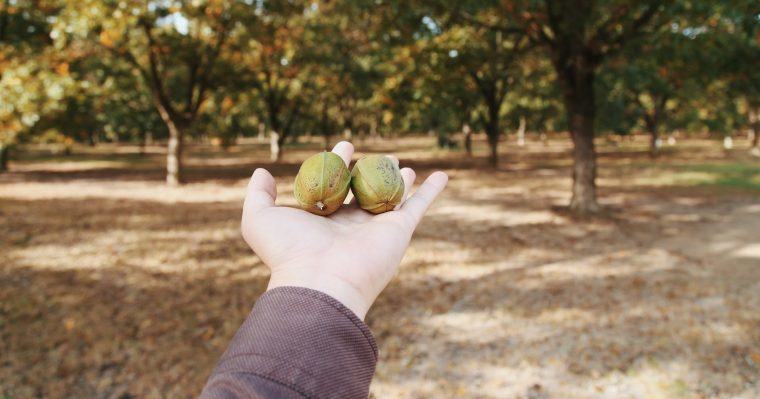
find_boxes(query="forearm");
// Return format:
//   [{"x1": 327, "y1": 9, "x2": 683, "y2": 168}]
[{"x1": 201, "y1": 287, "x2": 378, "y2": 399}]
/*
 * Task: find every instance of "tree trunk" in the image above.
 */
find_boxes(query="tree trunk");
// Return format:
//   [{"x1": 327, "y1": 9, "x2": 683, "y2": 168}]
[
  {"x1": 154, "y1": 97, "x2": 186, "y2": 186},
  {"x1": 485, "y1": 103, "x2": 500, "y2": 167},
  {"x1": 0, "y1": 143, "x2": 9, "y2": 172},
  {"x1": 487, "y1": 133, "x2": 498, "y2": 167},
  {"x1": 516, "y1": 116, "x2": 526, "y2": 146},
  {"x1": 749, "y1": 106, "x2": 759, "y2": 156},
  {"x1": 462, "y1": 123, "x2": 472, "y2": 157},
  {"x1": 270, "y1": 131, "x2": 281, "y2": 162},
  {"x1": 258, "y1": 122, "x2": 266, "y2": 142},
  {"x1": 646, "y1": 117, "x2": 661, "y2": 157},
  {"x1": 568, "y1": 114, "x2": 599, "y2": 213},
  {"x1": 165, "y1": 120, "x2": 184, "y2": 186},
  {"x1": 558, "y1": 64, "x2": 600, "y2": 214}
]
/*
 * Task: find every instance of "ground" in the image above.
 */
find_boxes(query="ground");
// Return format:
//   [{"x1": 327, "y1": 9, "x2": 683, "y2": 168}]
[{"x1": 1, "y1": 135, "x2": 758, "y2": 399}]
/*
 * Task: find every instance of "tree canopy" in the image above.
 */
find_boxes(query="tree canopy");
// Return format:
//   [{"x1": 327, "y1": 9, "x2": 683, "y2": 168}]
[{"x1": 1, "y1": 0, "x2": 757, "y2": 211}]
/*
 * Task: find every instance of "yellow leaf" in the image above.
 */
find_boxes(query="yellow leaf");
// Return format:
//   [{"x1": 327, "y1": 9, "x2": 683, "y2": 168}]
[
  {"x1": 55, "y1": 62, "x2": 69, "y2": 76},
  {"x1": 99, "y1": 31, "x2": 114, "y2": 47}
]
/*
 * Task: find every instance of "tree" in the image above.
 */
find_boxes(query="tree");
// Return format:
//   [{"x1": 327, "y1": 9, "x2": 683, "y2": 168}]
[
  {"x1": 713, "y1": 0, "x2": 760, "y2": 155},
  {"x1": 444, "y1": 1, "x2": 673, "y2": 212},
  {"x1": 600, "y1": 28, "x2": 704, "y2": 156},
  {"x1": 432, "y1": 22, "x2": 531, "y2": 166},
  {"x1": 57, "y1": 0, "x2": 240, "y2": 185},
  {"x1": 229, "y1": 0, "x2": 308, "y2": 161},
  {"x1": 301, "y1": 0, "x2": 385, "y2": 149},
  {"x1": 524, "y1": 1, "x2": 675, "y2": 212},
  {"x1": 0, "y1": 0, "x2": 72, "y2": 171}
]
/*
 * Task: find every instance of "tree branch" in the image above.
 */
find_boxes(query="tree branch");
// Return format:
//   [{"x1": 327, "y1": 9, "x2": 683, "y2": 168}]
[
  {"x1": 190, "y1": 17, "x2": 231, "y2": 116},
  {"x1": 593, "y1": 2, "x2": 665, "y2": 58},
  {"x1": 140, "y1": 21, "x2": 178, "y2": 121}
]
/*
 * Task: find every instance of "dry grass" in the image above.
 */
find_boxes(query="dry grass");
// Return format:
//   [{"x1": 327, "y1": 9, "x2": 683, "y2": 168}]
[{"x1": 1, "y1": 135, "x2": 759, "y2": 399}]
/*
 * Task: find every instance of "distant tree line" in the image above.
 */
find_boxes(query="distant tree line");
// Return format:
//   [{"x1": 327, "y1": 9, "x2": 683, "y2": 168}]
[{"x1": 1, "y1": 0, "x2": 757, "y2": 213}]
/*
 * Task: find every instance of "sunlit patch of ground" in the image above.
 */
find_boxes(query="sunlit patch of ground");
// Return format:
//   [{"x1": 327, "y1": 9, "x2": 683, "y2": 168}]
[{"x1": 1, "y1": 135, "x2": 758, "y2": 398}]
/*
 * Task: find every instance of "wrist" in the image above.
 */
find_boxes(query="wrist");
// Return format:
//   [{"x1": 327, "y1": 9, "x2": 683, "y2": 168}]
[{"x1": 267, "y1": 269, "x2": 371, "y2": 320}]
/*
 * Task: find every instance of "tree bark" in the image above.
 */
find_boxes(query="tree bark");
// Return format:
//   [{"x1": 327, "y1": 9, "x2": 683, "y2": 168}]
[
  {"x1": 0, "y1": 143, "x2": 9, "y2": 172},
  {"x1": 561, "y1": 68, "x2": 600, "y2": 214},
  {"x1": 487, "y1": 132, "x2": 499, "y2": 167},
  {"x1": 462, "y1": 123, "x2": 472, "y2": 157},
  {"x1": 165, "y1": 120, "x2": 184, "y2": 186},
  {"x1": 645, "y1": 117, "x2": 661, "y2": 157},
  {"x1": 485, "y1": 101, "x2": 500, "y2": 167}
]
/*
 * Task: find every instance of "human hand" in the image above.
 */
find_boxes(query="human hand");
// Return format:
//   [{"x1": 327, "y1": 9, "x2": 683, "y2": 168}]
[{"x1": 241, "y1": 141, "x2": 448, "y2": 319}]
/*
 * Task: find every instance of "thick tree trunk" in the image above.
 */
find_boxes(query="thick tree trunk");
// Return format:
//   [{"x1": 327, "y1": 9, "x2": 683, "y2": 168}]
[
  {"x1": 487, "y1": 134, "x2": 499, "y2": 166},
  {"x1": 565, "y1": 109, "x2": 599, "y2": 212},
  {"x1": 558, "y1": 64, "x2": 600, "y2": 214},
  {"x1": 165, "y1": 120, "x2": 184, "y2": 186},
  {"x1": 0, "y1": 143, "x2": 9, "y2": 172},
  {"x1": 462, "y1": 123, "x2": 472, "y2": 157},
  {"x1": 568, "y1": 114, "x2": 599, "y2": 214}
]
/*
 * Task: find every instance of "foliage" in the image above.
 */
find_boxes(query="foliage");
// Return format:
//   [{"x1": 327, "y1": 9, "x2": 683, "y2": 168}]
[{"x1": 0, "y1": 0, "x2": 757, "y2": 186}]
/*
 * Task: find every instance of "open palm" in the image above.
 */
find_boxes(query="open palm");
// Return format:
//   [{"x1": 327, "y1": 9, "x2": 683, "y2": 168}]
[{"x1": 241, "y1": 141, "x2": 448, "y2": 319}]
